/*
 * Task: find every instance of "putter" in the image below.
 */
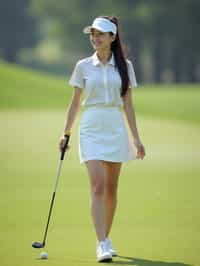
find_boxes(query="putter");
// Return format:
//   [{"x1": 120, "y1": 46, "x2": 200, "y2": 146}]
[{"x1": 32, "y1": 134, "x2": 70, "y2": 249}]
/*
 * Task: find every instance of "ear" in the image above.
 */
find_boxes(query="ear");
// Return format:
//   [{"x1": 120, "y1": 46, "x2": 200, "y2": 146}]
[{"x1": 111, "y1": 34, "x2": 116, "y2": 42}]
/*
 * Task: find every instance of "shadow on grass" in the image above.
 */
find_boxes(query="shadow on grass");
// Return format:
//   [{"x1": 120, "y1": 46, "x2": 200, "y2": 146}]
[{"x1": 111, "y1": 256, "x2": 194, "y2": 266}]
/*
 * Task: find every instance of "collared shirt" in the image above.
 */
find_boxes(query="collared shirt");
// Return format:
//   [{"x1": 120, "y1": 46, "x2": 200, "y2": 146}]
[{"x1": 69, "y1": 52, "x2": 137, "y2": 107}]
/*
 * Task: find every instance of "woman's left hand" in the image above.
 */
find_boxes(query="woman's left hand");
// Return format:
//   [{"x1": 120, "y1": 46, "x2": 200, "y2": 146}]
[{"x1": 134, "y1": 139, "x2": 146, "y2": 160}]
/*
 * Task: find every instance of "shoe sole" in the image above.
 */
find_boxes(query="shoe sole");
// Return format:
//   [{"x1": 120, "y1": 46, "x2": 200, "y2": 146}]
[
  {"x1": 98, "y1": 257, "x2": 112, "y2": 263},
  {"x1": 98, "y1": 255, "x2": 112, "y2": 263}
]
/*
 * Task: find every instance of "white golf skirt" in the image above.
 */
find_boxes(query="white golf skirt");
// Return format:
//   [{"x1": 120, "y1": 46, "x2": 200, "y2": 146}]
[{"x1": 79, "y1": 105, "x2": 136, "y2": 163}]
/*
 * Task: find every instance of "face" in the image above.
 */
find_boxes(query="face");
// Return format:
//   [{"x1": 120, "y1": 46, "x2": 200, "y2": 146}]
[{"x1": 90, "y1": 29, "x2": 116, "y2": 51}]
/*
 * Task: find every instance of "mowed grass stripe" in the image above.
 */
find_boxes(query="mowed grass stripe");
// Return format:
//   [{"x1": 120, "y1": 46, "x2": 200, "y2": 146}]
[
  {"x1": 0, "y1": 61, "x2": 70, "y2": 109},
  {"x1": 136, "y1": 85, "x2": 200, "y2": 124}
]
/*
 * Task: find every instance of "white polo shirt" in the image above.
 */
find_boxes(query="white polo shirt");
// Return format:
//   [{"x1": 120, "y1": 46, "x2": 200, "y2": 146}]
[{"x1": 69, "y1": 52, "x2": 137, "y2": 107}]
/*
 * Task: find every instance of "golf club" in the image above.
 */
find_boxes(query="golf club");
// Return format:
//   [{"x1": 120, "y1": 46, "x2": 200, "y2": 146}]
[{"x1": 32, "y1": 134, "x2": 70, "y2": 249}]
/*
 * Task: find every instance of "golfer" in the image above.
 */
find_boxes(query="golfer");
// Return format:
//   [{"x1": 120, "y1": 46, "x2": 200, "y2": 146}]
[{"x1": 59, "y1": 16, "x2": 145, "y2": 262}]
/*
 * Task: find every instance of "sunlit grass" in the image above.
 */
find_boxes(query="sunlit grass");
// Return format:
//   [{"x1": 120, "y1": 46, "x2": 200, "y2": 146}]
[{"x1": 0, "y1": 110, "x2": 199, "y2": 266}]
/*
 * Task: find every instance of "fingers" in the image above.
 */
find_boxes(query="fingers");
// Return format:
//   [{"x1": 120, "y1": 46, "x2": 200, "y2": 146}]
[
  {"x1": 59, "y1": 138, "x2": 69, "y2": 152},
  {"x1": 136, "y1": 146, "x2": 145, "y2": 160},
  {"x1": 59, "y1": 139, "x2": 63, "y2": 151}
]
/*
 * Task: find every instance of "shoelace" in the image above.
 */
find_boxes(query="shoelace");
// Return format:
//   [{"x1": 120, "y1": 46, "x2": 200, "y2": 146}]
[{"x1": 99, "y1": 242, "x2": 107, "y2": 253}]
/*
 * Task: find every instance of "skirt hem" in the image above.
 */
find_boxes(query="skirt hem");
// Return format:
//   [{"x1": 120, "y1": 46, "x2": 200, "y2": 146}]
[{"x1": 80, "y1": 156, "x2": 136, "y2": 164}]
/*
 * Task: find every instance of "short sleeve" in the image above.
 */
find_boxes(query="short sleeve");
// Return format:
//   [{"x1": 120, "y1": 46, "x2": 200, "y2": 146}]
[
  {"x1": 127, "y1": 60, "x2": 137, "y2": 88},
  {"x1": 69, "y1": 61, "x2": 84, "y2": 89}
]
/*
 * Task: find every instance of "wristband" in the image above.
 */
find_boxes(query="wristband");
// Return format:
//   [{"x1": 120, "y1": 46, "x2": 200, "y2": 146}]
[{"x1": 64, "y1": 131, "x2": 71, "y2": 137}]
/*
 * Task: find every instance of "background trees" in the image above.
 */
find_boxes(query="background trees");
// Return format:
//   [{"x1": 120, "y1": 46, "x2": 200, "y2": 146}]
[
  {"x1": 0, "y1": 0, "x2": 38, "y2": 62},
  {"x1": 1, "y1": 0, "x2": 200, "y2": 83}
]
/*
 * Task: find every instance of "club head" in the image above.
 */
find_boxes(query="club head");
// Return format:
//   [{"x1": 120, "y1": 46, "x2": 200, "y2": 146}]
[{"x1": 32, "y1": 241, "x2": 45, "y2": 248}]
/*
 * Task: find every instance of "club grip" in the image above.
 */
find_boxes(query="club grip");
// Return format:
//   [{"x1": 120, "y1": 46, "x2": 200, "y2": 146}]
[{"x1": 60, "y1": 134, "x2": 70, "y2": 160}]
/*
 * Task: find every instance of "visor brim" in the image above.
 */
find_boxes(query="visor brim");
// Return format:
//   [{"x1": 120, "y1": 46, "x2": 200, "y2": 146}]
[
  {"x1": 83, "y1": 26, "x2": 111, "y2": 34},
  {"x1": 83, "y1": 26, "x2": 92, "y2": 34}
]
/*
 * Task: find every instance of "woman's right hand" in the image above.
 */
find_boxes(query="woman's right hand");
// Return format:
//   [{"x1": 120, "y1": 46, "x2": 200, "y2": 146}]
[{"x1": 59, "y1": 136, "x2": 70, "y2": 152}]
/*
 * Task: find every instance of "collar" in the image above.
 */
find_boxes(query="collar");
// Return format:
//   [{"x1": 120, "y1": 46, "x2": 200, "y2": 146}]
[{"x1": 92, "y1": 52, "x2": 115, "y2": 66}]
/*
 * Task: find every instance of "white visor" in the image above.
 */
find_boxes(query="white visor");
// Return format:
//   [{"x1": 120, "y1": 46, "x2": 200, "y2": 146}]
[{"x1": 83, "y1": 17, "x2": 117, "y2": 35}]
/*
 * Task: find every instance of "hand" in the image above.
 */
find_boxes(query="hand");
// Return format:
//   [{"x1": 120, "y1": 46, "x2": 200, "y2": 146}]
[
  {"x1": 59, "y1": 136, "x2": 70, "y2": 152},
  {"x1": 134, "y1": 139, "x2": 145, "y2": 160}
]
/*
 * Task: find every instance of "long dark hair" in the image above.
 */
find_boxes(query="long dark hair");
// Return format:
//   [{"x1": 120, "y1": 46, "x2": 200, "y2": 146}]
[{"x1": 100, "y1": 16, "x2": 129, "y2": 97}]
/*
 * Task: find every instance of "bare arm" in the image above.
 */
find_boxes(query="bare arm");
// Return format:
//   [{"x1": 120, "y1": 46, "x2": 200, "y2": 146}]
[
  {"x1": 123, "y1": 88, "x2": 140, "y2": 141},
  {"x1": 59, "y1": 87, "x2": 82, "y2": 151},
  {"x1": 123, "y1": 88, "x2": 145, "y2": 159},
  {"x1": 62, "y1": 87, "x2": 82, "y2": 135}
]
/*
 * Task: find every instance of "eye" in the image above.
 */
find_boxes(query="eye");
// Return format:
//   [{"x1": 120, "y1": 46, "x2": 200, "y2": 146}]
[
  {"x1": 90, "y1": 32, "x2": 97, "y2": 37},
  {"x1": 90, "y1": 31, "x2": 104, "y2": 37}
]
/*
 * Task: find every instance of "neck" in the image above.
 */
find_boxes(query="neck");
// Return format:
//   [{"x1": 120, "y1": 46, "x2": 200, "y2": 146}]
[{"x1": 96, "y1": 49, "x2": 112, "y2": 65}]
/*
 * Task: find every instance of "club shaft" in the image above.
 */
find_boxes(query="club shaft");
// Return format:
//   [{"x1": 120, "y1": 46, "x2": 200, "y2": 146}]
[{"x1": 42, "y1": 159, "x2": 63, "y2": 245}]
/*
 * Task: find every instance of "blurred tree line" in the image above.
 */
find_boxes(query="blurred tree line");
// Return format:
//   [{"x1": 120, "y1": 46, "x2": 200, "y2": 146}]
[
  {"x1": 0, "y1": 0, "x2": 200, "y2": 83},
  {"x1": 0, "y1": 0, "x2": 38, "y2": 62}
]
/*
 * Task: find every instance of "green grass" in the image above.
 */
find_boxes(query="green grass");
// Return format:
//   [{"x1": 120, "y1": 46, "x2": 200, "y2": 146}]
[
  {"x1": 136, "y1": 85, "x2": 200, "y2": 124},
  {"x1": 0, "y1": 111, "x2": 199, "y2": 266},
  {"x1": 0, "y1": 62, "x2": 200, "y2": 266},
  {"x1": 0, "y1": 60, "x2": 71, "y2": 109}
]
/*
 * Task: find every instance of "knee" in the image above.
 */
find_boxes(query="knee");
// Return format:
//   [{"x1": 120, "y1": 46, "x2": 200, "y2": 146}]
[{"x1": 91, "y1": 182, "x2": 104, "y2": 196}]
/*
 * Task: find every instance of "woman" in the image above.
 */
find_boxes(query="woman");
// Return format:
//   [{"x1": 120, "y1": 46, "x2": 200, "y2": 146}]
[{"x1": 59, "y1": 16, "x2": 145, "y2": 262}]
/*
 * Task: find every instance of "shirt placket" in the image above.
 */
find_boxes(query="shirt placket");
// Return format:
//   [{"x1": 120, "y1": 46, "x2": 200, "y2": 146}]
[{"x1": 102, "y1": 64, "x2": 109, "y2": 104}]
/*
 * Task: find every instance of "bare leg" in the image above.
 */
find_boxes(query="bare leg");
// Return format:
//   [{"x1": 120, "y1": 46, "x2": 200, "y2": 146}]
[
  {"x1": 102, "y1": 161, "x2": 122, "y2": 238},
  {"x1": 86, "y1": 160, "x2": 106, "y2": 242}
]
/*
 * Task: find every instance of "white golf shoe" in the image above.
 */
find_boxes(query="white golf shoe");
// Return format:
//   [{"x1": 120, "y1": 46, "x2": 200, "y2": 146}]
[
  {"x1": 96, "y1": 240, "x2": 112, "y2": 262},
  {"x1": 105, "y1": 238, "x2": 117, "y2": 257}
]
